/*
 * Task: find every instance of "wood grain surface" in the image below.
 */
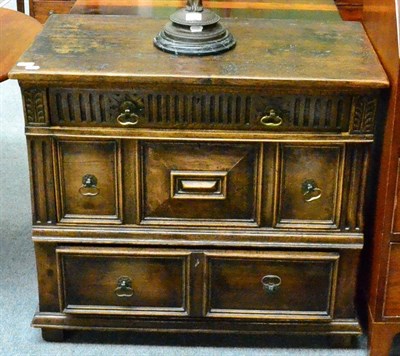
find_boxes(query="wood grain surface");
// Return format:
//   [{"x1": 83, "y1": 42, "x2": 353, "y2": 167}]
[{"x1": 9, "y1": 15, "x2": 388, "y2": 89}]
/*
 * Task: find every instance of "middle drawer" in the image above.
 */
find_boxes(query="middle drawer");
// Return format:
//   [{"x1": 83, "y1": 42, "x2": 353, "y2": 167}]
[{"x1": 52, "y1": 139, "x2": 352, "y2": 230}]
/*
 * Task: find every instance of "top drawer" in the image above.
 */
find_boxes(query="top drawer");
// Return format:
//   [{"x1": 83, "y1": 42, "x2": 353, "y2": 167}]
[{"x1": 23, "y1": 88, "x2": 377, "y2": 134}]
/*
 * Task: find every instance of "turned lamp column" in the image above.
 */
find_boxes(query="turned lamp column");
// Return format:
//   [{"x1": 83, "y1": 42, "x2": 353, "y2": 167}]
[
  {"x1": 153, "y1": 0, "x2": 236, "y2": 56},
  {"x1": 186, "y1": 0, "x2": 203, "y2": 12}
]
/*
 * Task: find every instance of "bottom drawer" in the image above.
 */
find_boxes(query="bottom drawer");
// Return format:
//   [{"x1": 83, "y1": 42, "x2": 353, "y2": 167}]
[
  {"x1": 55, "y1": 247, "x2": 341, "y2": 321},
  {"x1": 204, "y1": 251, "x2": 339, "y2": 321},
  {"x1": 56, "y1": 247, "x2": 190, "y2": 316}
]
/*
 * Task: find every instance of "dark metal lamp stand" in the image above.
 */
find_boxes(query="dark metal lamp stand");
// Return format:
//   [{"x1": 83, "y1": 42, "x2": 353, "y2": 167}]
[{"x1": 153, "y1": 0, "x2": 236, "y2": 56}]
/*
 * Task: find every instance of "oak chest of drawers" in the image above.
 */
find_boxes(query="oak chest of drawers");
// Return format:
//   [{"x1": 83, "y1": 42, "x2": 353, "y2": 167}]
[{"x1": 10, "y1": 15, "x2": 388, "y2": 342}]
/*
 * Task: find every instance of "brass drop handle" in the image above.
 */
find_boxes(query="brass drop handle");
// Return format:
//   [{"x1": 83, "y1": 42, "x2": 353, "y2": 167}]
[
  {"x1": 302, "y1": 179, "x2": 322, "y2": 202},
  {"x1": 116, "y1": 101, "x2": 140, "y2": 126},
  {"x1": 260, "y1": 109, "x2": 283, "y2": 127},
  {"x1": 79, "y1": 174, "x2": 99, "y2": 196},
  {"x1": 114, "y1": 276, "x2": 134, "y2": 298},
  {"x1": 261, "y1": 275, "x2": 281, "y2": 293}
]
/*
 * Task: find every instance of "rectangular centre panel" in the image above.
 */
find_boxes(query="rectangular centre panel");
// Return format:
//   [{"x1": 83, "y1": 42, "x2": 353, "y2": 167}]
[{"x1": 140, "y1": 141, "x2": 260, "y2": 227}]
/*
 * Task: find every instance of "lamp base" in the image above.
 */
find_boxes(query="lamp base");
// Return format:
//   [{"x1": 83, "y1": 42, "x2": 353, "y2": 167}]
[{"x1": 153, "y1": 9, "x2": 236, "y2": 56}]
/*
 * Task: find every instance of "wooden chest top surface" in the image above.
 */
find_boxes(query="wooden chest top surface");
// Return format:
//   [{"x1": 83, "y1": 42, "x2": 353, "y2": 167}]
[{"x1": 9, "y1": 14, "x2": 388, "y2": 89}]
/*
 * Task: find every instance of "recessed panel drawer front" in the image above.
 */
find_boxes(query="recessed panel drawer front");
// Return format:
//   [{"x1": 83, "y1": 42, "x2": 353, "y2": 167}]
[
  {"x1": 205, "y1": 251, "x2": 339, "y2": 320},
  {"x1": 56, "y1": 140, "x2": 121, "y2": 224},
  {"x1": 46, "y1": 88, "x2": 376, "y2": 134},
  {"x1": 141, "y1": 142, "x2": 259, "y2": 226},
  {"x1": 276, "y1": 144, "x2": 344, "y2": 229},
  {"x1": 56, "y1": 247, "x2": 190, "y2": 316}
]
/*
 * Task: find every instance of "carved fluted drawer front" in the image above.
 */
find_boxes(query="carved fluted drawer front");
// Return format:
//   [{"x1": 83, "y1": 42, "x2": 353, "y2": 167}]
[
  {"x1": 39, "y1": 88, "x2": 377, "y2": 134},
  {"x1": 56, "y1": 247, "x2": 191, "y2": 316},
  {"x1": 56, "y1": 140, "x2": 122, "y2": 224},
  {"x1": 204, "y1": 251, "x2": 339, "y2": 320},
  {"x1": 141, "y1": 141, "x2": 259, "y2": 227},
  {"x1": 275, "y1": 144, "x2": 345, "y2": 230}
]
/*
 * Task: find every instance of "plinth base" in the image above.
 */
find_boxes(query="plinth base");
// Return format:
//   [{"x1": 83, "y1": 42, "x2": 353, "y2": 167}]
[{"x1": 154, "y1": 21, "x2": 236, "y2": 56}]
